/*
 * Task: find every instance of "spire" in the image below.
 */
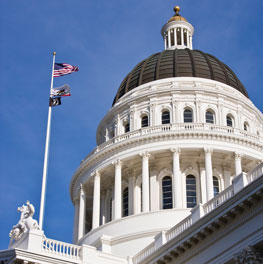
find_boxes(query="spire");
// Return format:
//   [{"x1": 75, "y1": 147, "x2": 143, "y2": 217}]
[{"x1": 161, "y1": 6, "x2": 194, "y2": 50}]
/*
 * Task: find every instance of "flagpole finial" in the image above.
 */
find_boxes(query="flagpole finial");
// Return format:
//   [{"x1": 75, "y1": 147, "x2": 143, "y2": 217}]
[{"x1": 53, "y1": 51, "x2": 56, "y2": 56}]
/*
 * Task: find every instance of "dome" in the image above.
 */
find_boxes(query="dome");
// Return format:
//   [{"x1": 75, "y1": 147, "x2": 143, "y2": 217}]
[{"x1": 112, "y1": 49, "x2": 248, "y2": 105}]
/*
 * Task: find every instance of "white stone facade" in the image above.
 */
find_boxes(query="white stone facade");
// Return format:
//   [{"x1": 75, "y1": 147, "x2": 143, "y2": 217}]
[{"x1": 69, "y1": 77, "x2": 263, "y2": 257}]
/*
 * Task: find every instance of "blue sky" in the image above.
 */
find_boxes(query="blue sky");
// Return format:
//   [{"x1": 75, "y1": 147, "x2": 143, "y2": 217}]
[{"x1": 0, "y1": 0, "x2": 262, "y2": 249}]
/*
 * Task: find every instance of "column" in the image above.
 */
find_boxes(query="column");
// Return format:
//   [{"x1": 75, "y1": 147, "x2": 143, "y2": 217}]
[
  {"x1": 181, "y1": 28, "x2": 184, "y2": 46},
  {"x1": 101, "y1": 192, "x2": 106, "y2": 225},
  {"x1": 171, "y1": 148, "x2": 182, "y2": 208},
  {"x1": 168, "y1": 30, "x2": 171, "y2": 48},
  {"x1": 73, "y1": 199, "x2": 79, "y2": 243},
  {"x1": 113, "y1": 160, "x2": 122, "y2": 219},
  {"x1": 204, "y1": 148, "x2": 214, "y2": 201},
  {"x1": 129, "y1": 105, "x2": 136, "y2": 131},
  {"x1": 175, "y1": 27, "x2": 178, "y2": 46},
  {"x1": 164, "y1": 34, "x2": 167, "y2": 50},
  {"x1": 186, "y1": 30, "x2": 189, "y2": 48},
  {"x1": 234, "y1": 152, "x2": 243, "y2": 176},
  {"x1": 128, "y1": 170, "x2": 135, "y2": 215},
  {"x1": 150, "y1": 166, "x2": 158, "y2": 211},
  {"x1": 223, "y1": 164, "x2": 231, "y2": 188},
  {"x1": 92, "y1": 171, "x2": 100, "y2": 229},
  {"x1": 190, "y1": 35, "x2": 193, "y2": 49},
  {"x1": 140, "y1": 152, "x2": 150, "y2": 212},
  {"x1": 78, "y1": 184, "x2": 86, "y2": 240},
  {"x1": 198, "y1": 162, "x2": 207, "y2": 204}
]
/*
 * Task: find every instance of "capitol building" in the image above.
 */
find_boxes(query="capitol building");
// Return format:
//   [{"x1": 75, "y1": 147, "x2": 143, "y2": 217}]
[{"x1": 1, "y1": 5, "x2": 263, "y2": 264}]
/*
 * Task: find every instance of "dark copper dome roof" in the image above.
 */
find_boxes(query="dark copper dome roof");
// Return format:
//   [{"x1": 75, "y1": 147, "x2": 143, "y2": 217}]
[{"x1": 112, "y1": 49, "x2": 248, "y2": 105}]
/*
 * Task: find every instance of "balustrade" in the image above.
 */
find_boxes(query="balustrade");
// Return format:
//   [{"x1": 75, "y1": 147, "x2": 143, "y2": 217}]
[
  {"x1": 42, "y1": 238, "x2": 81, "y2": 259},
  {"x1": 83, "y1": 124, "x2": 261, "y2": 161}
]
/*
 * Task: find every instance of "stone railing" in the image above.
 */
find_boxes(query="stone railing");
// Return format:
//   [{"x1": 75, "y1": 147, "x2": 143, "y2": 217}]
[
  {"x1": 132, "y1": 241, "x2": 156, "y2": 264},
  {"x1": 42, "y1": 237, "x2": 81, "y2": 260},
  {"x1": 83, "y1": 123, "x2": 261, "y2": 163},
  {"x1": 247, "y1": 162, "x2": 263, "y2": 184},
  {"x1": 203, "y1": 185, "x2": 234, "y2": 214},
  {"x1": 165, "y1": 215, "x2": 192, "y2": 242},
  {"x1": 132, "y1": 162, "x2": 263, "y2": 264}
]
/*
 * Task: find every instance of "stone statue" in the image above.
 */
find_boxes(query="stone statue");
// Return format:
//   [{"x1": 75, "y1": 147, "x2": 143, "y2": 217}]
[{"x1": 9, "y1": 201, "x2": 39, "y2": 241}]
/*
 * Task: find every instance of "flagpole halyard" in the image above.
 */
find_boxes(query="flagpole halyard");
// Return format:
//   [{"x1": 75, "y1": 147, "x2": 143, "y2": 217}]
[{"x1": 39, "y1": 52, "x2": 56, "y2": 230}]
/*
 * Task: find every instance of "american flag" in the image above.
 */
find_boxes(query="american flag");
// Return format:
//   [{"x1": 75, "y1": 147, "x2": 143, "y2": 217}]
[{"x1": 53, "y1": 63, "x2": 79, "y2": 77}]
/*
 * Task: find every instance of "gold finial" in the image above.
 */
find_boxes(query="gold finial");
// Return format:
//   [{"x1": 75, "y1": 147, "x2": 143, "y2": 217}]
[
  {"x1": 174, "y1": 5, "x2": 180, "y2": 15},
  {"x1": 53, "y1": 51, "x2": 56, "y2": 55}
]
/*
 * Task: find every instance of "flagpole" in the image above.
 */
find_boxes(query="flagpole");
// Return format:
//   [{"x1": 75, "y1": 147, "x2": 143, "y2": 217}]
[{"x1": 39, "y1": 51, "x2": 56, "y2": 230}]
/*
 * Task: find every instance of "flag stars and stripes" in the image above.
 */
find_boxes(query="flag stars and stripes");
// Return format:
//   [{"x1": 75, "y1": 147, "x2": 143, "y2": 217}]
[{"x1": 53, "y1": 63, "x2": 79, "y2": 77}]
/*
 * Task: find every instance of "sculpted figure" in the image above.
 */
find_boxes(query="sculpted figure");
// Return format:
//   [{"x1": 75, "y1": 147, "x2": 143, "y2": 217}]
[{"x1": 9, "y1": 201, "x2": 39, "y2": 241}]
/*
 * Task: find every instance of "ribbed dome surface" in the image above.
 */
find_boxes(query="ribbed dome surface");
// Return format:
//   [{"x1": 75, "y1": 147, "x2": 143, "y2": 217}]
[{"x1": 113, "y1": 49, "x2": 248, "y2": 105}]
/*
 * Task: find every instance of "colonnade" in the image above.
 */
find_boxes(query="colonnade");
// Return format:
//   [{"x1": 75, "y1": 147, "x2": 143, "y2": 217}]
[
  {"x1": 75, "y1": 149, "x2": 243, "y2": 241},
  {"x1": 164, "y1": 27, "x2": 193, "y2": 50}
]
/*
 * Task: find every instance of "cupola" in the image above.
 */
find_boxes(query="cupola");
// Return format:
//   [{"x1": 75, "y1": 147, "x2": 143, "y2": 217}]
[{"x1": 161, "y1": 6, "x2": 194, "y2": 50}]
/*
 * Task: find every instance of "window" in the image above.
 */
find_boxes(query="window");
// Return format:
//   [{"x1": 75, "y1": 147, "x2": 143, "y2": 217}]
[
  {"x1": 162, "y1": 111, "x2": 170, "y2": 124},
  {"x1": 123, "y1": 187, "x2": 128, "y2": 217},
  {"x1": 177, "y1": 28, "x2": 182, "y2": 45},
  {"x1": 213, "y1": 176, "x2": 219, "y2": 196},
  {"x1": 226, "y1": 115, "x2": 233, "y2": 127},
  {"x1": 141, "y1": 115, "x2": 149, "y2": 128},
  {"x1": 184, "y1": 109, "x2": 193, "y2": 123},
  {"x1": 183, "y1": 30, "x2": 187, "y2": 46},
  {"x1": 244, "y1": 122, "x2": 249, "y2": 131},
  {"x1": 206, "y1": 110, "x2": 214, "y2": 124},
  {"x1": 171, "y1": 29, "x2": 175, "y2": 46},
  {"x1": 124, "y1": 122, "x2": 130, "y2": 133},
  {"x1": 186, "y1": 175, "x2": 197, "y2": 208},
  {"x1": 162, "y1": 176, "x2": 173, "y2": 209}
]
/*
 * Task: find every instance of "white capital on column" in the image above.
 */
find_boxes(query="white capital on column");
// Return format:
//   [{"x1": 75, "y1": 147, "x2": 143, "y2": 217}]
[
  {"x1": 204, "y1": 148, "x2": 214, "y2": 201},
  {"x1": 234, "y1": 152, "x2": 243, "y2": 176},
  {"x1": 171, "y1": 148, "x2": 181, "y2": 208},
  {"x1": 113, "y1": 160, "x2": 122, "y2": 219},
  {"x1": 92, "y1": 171, "x2": 100, "y2": 229},
  {"x1": 140, "y1": 152, "x2": 150, "y2": 212},
  {"x1": 78, "y1": 184, "x2": 86, "y2": 240}
]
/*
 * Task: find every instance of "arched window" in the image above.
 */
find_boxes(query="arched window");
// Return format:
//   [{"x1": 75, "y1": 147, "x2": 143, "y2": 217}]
[
  {"x1": 184, "y1": 109, "x2": 193, "y2": 123},
  {"x1": 162, "y1": 176, "x2": 173, "y2": 209},
  {"x1": 141, "y1": 115, "x2": 149, "y2": 128},
  {"x1": 213, "y1": 176, "x2": 219, "y2": 196},
  {"x1": 123, "y1": 187, "x2": 128, "y2": 217},
  {"x1": 162, "y1": 111, "x2": 170, "y2": 124},
  {"x1": 226, "y1": 115, "x2": 233, "y2": 127},
  {"x1": 244, "y1": 122, "x2": 249, "y2": 131},
  {"x1": 124, "y1": 122, "x2": 130, "y2": 133},
  {"x1": 206, "y1": 110, "x2": 214, "y2": 124},
  {"x1": 186, "y1": 175, "x2": 197, "y2": 208}
]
